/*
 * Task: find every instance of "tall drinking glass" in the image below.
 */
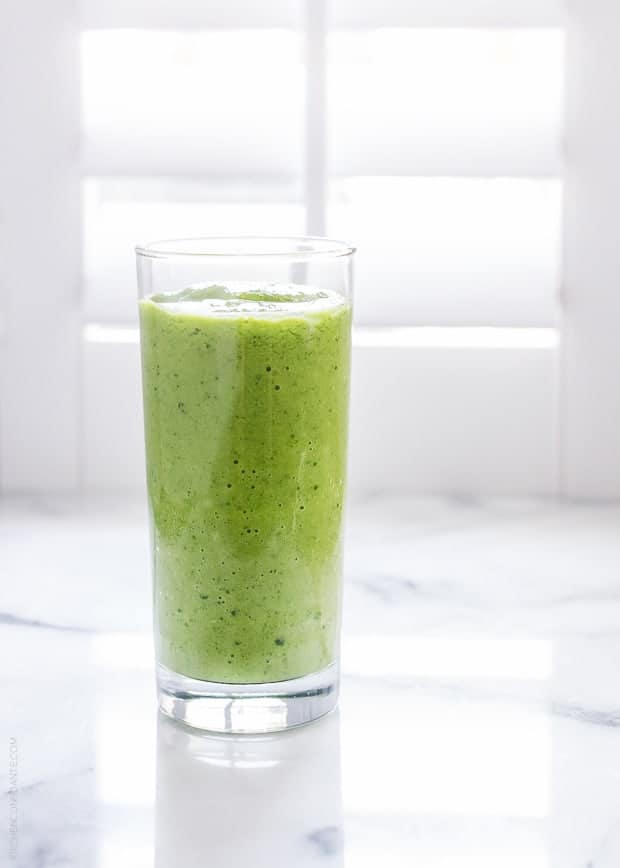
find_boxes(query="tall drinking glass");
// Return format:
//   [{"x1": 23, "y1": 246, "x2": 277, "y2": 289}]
[{"x1": 136, "y1": 237, "x2": 354, "y2": 733}]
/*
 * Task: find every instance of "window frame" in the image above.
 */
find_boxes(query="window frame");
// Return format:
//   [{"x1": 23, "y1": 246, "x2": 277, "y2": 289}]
[{"x1": 3, "y1": 0, "x2": 618, "y2": 497}]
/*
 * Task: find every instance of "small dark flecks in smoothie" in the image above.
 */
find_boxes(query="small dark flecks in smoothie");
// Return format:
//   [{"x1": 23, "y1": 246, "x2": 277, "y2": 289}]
[{"x1": 139, "y1": 284, "x2": 350, "y2": 683}]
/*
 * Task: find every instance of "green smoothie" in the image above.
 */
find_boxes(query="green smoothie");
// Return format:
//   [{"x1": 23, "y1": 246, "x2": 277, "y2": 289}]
[{"x1": 139, "y1": 283, "x2": 351, "y2": 684}]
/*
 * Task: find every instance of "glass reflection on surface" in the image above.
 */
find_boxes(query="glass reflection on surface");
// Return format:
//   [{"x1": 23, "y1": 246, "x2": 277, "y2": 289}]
[{"x1": 155, "y1": 711, "x2": 342, "y2": 868}]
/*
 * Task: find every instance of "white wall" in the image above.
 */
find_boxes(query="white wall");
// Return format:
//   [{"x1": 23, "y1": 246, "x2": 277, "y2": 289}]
[
  {"x1": 560, "y1": 0, "x2": 620, "y2": 497},
  {"x1": 0, "y1": 0, "x2": 81, "y2": 491}
]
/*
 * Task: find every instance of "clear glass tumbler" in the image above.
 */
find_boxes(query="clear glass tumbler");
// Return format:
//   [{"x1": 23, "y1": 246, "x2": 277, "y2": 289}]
[{"x1": 136, "y1": 237, "x2": 354, "y2": 733}]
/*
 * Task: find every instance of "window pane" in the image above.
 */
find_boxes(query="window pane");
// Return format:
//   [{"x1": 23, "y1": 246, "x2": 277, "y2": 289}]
[
  {"x1": 329, "y1": 29, "x2": 564, "y2": 177},
  {"x1": 81, "y1": 30, "x2": 304, "y2": 177},
  {"x1": 328, "y1": 177, "x2": 561, "y2": 326}
]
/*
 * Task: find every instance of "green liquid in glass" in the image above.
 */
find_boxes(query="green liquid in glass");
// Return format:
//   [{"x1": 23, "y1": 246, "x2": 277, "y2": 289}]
[{"x1": 139, "y1": 284, "x2": 351, "y2": 683}]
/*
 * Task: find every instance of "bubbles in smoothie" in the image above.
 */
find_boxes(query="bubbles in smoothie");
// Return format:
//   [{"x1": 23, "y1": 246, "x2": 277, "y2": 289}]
[{"x1": 147, "y1": 281, "x2": 347, "y2": 320}]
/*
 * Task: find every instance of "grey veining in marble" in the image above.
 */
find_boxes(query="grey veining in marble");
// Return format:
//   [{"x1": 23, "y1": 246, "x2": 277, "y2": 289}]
[{"x1": 1, "y1": 494, "x2": 620, "y2": 867}]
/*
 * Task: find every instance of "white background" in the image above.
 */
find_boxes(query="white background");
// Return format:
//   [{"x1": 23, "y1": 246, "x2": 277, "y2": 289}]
[{"x1": 1, "y1": 0, "x2": 618, "y2": 498}]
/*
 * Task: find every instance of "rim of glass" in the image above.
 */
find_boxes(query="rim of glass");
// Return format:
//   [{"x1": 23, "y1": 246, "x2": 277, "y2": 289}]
[{"x1": 135, "y1": 236, "x2": 356, "y2": 261}]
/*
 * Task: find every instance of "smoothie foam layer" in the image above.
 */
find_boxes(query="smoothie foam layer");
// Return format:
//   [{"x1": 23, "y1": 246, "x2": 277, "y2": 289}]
[
  {"x1": 149, "y1": 281, "x2": 346, "y2": 318},
  {"x1": 139, "y1": 283, "x2": 351, "y2": 684}
]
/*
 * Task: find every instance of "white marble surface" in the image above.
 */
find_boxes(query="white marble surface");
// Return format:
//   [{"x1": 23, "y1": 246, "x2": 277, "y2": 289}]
[{"x1": 2, "y1": 494, "x2": 620, "y2": 867}]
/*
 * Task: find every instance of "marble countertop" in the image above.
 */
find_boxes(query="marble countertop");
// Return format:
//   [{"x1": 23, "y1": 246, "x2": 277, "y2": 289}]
[{"x1": 2, "y1": 494, "x2": 620, "y2": 867}]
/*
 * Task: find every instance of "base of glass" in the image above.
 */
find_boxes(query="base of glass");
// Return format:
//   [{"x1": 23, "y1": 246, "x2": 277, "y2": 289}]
[{"x1": 157, "y1": 662, "x2": 339, "y2": 734}]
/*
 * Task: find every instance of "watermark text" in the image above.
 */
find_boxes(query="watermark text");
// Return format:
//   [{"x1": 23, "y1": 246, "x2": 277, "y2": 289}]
[{"x1": 7, "y1": 738, "x2": 18, "y2": 861}]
